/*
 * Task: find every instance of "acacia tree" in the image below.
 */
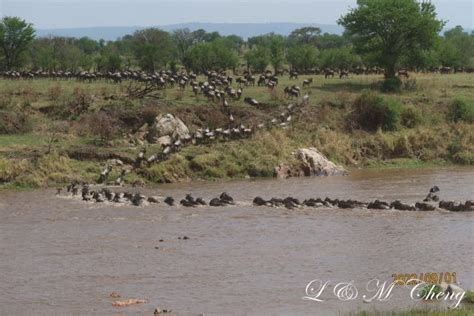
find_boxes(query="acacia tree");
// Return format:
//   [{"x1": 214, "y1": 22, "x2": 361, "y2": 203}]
[
  {"x1": 288, "y1": 26, "x2": 321, "y2": 46},
  {"x1": 338, "y1": 0, "x2": 444, "y2": 79},
  {"x1": 0, "y1": 17, "x2": 35, "y2": 70}
]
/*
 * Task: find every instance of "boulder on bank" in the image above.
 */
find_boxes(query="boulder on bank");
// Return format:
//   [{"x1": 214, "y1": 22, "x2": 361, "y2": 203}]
[
  {"x1": 146, "y1": 114, "x2": 190, "y2": 143},
  {"x1": 296, "y1": 147, "x2": 348, "y2": 176},
  {"x1": 156, "y1": 135, "x2": 172, "y2": 147}
]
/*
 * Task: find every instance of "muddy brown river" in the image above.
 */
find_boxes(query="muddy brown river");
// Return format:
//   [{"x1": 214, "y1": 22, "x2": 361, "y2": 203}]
[{"x1": 1, "y1": 167, "x2": 473, "y2": 315}]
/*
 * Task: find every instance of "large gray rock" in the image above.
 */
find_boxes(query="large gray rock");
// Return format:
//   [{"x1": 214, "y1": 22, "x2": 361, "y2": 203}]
[
  {"x1": 156, "y1": 135, "x2": 172, "y2": 147},
  {"x1": 296, "y1": 147, "x2": 347, "y2": 176},
  {"x1": 147, "y1": 114, "x2": 190, "y2": 143}
]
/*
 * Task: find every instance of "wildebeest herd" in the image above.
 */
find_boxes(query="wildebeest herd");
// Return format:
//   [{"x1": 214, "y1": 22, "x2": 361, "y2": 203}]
[
  {"x1": 57, "y1": 182, "x2": 473, "y2": 212},
  {"x1": 1, "y1": 64, "x2": 472, "y2": 85}
]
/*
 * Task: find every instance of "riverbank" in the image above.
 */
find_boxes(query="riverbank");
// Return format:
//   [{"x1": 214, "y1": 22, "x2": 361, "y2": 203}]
[{"x1": 1, "y1": 73, "x2": 473, "y2": 190}]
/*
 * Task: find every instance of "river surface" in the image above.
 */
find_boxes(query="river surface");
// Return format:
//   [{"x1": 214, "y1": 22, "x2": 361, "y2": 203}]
[{"x1": 0, "y1": 167, "x2": 473, "y2": 315}]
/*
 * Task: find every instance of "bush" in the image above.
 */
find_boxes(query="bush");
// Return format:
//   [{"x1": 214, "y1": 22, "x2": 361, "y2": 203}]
[
  {"x1": 448, "y1": 98, "x2": 474, "y2": 123},
  {"x1": 141, "y1": 105, "x2": 159, "y2": 126},
  {"x1": 349, "y1": 91, "x2": 401, "y2": 132},
  {"x1": 0, "y1": 110, "x2": 32, "y2": 134},
  {"x1": 401, "y1": 105, "x2": 423, "y2": 128},
  {"x1": 381, "y1": 77, "x2": 402, "y2": 92},
  {"x1": 0, "y1": 158, "x2": 31, "y2": 183},
  {"x1": 84, "y1": 112, "x2": 120, "y2": 143},
  {"x1": 48, "y1": 84, "x2": 62, "y2": 100}
]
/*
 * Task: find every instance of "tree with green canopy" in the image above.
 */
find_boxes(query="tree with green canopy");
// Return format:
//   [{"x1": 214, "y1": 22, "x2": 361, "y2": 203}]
[
  {"x1": 244, "y1": 46, "x2": 270, "y2": 73},
  {"x1": 288, "y1": 26, "x2": 321, "y2": 46},
  {"x1": 183, "y1": 38, "x2": 238, "y2": 73},
  {"x1": 287, "y1": 45, "x2": 319, "y2": 72},
  {"x1": 438, "y1": 26, "x2": 474, "y2": 68},
  {"x1": 338, "y1": 0, "x2": 444, "y2": 79},
  {"x1": 131, "y1": 28, "x2": 174, "y2": 72},
  {"x1": 0, "y1": 16, "x2": 35, "y2": 70}
]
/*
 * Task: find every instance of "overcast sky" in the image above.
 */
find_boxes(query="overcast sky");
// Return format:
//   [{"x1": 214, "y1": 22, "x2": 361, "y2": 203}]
[{"x1": 1, "y1": 0, "x2": 472, "y2": 29}]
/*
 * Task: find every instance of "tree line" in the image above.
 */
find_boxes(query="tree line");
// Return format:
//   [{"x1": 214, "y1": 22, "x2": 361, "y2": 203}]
[{"x1": 0, "y1": 0, "x2": 473, "y2": 78}]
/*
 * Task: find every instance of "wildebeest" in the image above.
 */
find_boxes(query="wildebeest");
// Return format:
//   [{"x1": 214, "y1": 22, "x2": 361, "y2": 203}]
[
  {"x1": 324, "y1": 69, "x2": 335, "y2": 79},
  {"x1": 339, "y1": 70, "x2": 349, "y2": 79},
  {"x1": 439, "y1": 66, "x2": 452, "y2": 74},
  {"x1": 302, "y1": 78, "x2": 313, "y2": 88},
  {"x1": 289, "y1": 70, "x2": 299, "y2": 80},
  {"x1": 244, "y1": 97, "x2": 259, "y2": 107},
  {"x1": 397, "y1": 69, "x2": 409, "y2": 78},
  {"x1": 284, "y1": 85, "x2": 300, "y2": 98}
]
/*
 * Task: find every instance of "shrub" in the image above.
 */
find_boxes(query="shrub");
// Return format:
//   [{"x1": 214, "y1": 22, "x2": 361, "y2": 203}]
[
  {"x1": 48, "y1": 84, "x2": 62, "y2": 100},
  {"x1": 141, "y1": 105, "x2": 159, "y2": 126},
  {"x1": 381, "y1": 77, "x2": 402, "y2": 92},
  {"x1": 0, "y1": 110, "x2": 32, "y2": 134},
  {"x1": 349, "y1": 91, "x2": 401, "y2": 132},
  {"x1": 0, "y1": 158, "x2": 31, "y2": 183},
  {"x1": 52, "y1": 91, "x2": 93, "y2": 120},
  {"x1": 84, "y1": 112, "x2": 120, "y2": 143},
  {"x1": 448, "y1": 98, "x2": 474, "y2": 123},
  {"x1": 401, "y1": 105, "x2": 423, "y2": 128}
]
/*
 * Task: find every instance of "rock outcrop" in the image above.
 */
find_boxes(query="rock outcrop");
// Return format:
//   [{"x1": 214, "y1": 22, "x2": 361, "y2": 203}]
[
  {"x1": 147, "y1": 114, "x2": 190, "y2": 143},
  {"x1": 296, "y1": 147, "x2": 347, "y2": 176}
]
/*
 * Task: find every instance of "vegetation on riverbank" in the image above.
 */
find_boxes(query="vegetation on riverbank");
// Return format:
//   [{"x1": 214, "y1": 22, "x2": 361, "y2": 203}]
[{"x1": 0, "y1": 73, "x2": 473, "y2": 190}]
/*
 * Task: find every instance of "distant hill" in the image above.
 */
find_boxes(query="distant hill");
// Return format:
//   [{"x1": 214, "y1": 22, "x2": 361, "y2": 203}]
[{"x1": 36, "y1": 23, "x2": 345, "y2": 40}]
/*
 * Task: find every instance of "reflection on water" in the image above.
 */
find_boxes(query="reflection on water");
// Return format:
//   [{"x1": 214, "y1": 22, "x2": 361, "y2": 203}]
[{"x1": 0, "y1": 167, "x2": 473, "y2": 315}]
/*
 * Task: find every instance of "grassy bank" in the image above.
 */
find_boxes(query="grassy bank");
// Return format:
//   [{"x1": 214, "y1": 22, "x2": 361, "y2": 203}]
[{"x1": 1, "y1": 73, "x2": 473, "y2": 190}]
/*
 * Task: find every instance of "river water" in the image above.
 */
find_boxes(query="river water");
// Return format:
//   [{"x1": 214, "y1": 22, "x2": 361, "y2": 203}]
[{"x1": 0, "y1": 167, "x2": 473, "y2": 315}]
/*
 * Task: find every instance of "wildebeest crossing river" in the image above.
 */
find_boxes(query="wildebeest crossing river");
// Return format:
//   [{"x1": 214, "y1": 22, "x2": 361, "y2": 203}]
[{"x1": 0, "y1": 167, "x2": 473, "y2": 315}]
